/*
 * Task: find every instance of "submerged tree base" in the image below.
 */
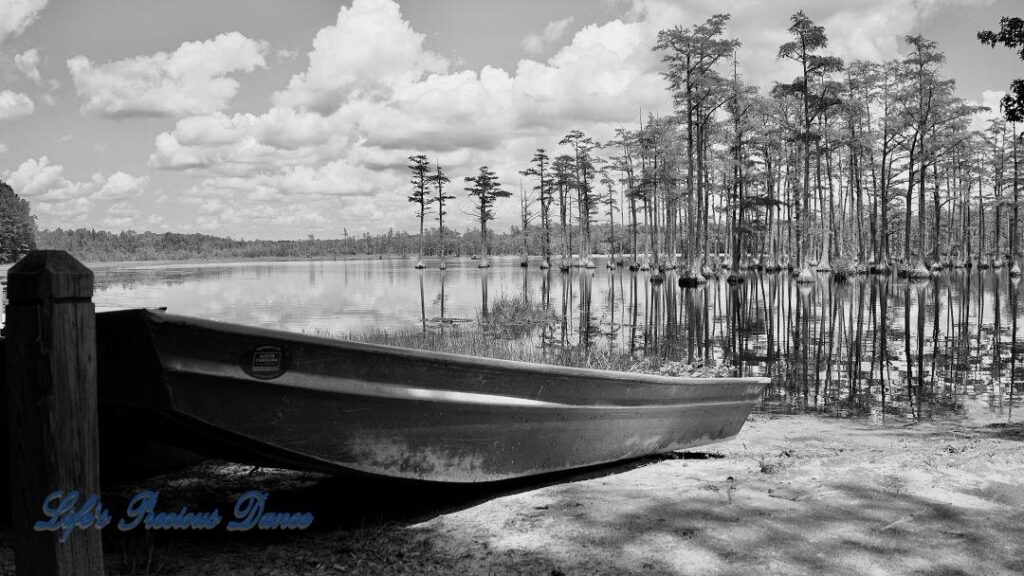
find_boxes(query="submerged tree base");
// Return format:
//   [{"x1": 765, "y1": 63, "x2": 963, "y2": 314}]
[
  {"x1": 868, "y1": 261, "x2": 890, "y2": 274},
  {"x1": 899, "y1": 262, "x2": 932, "y2": 279},
  {"x1": 795, "y1": 267, "x2": 815, "y2": 284},
  {"x1": 678, "y1": 269, "x2": 707, "y2": 287},
  {"x1": 830, "y1": 258, "x2": 857, "y2": 280}
]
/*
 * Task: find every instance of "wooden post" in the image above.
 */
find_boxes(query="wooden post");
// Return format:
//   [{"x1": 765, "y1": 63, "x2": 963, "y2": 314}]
[
  {"x1": 5, "y1": 251, "x2": 104, "y2": 576},
  {"x1": 1, "y1": 331, "x2": 9, "y2": 526}
]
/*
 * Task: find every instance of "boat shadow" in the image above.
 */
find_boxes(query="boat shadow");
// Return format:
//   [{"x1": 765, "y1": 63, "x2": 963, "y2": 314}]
[{"x1": 102, "y1": 449, "x2": 726, "y2": 534}]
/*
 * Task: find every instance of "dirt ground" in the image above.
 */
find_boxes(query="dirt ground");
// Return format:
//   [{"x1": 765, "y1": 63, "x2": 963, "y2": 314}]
[{"x1": 2, "y1": 413, "x2": 1022, "y2": 575}]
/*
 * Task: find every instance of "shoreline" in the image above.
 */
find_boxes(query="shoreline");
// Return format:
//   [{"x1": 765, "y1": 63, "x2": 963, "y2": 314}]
[
  {"x1": 3, "y1": 412, "x2": 1020, "y2": 575},
  {"x1": 0, "y1": 254, "x2": 408, "y2": 274},
  {"x1": 0, "y1": 253, "x2": 579, "y2": 274}
]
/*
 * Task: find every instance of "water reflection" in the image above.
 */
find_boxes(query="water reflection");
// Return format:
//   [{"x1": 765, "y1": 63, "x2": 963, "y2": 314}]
[
  {"x1": 419, "y1": 274, "x2": 426, "y2": 333},
  {"x1": 81, "y1": 257, "x2": 1024, "y2": 423}
]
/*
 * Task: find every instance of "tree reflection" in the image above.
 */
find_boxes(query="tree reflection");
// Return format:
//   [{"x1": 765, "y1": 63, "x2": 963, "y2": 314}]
[
  {"x1": 480, "y1": 271, "x2": 489, "y2": 319},
  {"x1": 419, "y1": 274, "x2": 426, "y2": 333},
  {"x1": 430, "y1": 262, "x2": 1024, "y2": 421}
]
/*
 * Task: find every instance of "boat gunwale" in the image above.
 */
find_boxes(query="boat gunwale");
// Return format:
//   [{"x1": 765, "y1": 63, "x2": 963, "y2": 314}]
[
  {"x1": 163, "y1": 362, "x2": 767, "y2": 409},
  {"x1": 139, "y1": 309, "x2": 771, "y2": 389}
]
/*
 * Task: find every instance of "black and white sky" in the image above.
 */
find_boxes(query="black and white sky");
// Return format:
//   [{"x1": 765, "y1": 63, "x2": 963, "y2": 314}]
[{"x1": 0, "y1": 0, "x2": 1020, "y2": 238}]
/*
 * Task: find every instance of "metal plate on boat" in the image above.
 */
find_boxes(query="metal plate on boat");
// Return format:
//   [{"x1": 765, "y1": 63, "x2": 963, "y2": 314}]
[{"x1": 241, "y1": 345, "x2": 290, "y2": 380}]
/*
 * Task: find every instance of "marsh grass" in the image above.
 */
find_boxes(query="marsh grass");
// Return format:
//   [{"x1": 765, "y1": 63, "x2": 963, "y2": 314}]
[
  {"x1": 348, "y1": 327, "x2": 729, "y2": 377},
  {"x1": 482, "y1": 293, "x2": 558, "y2": 325},
  {"x1": 478, "y1": 293, "x2": 560, "y2": 339},
  {"x1": 308, "y1": 293, "x2": 729, "y2": 378},
  {"x1": 342, "y1": 326, "x2": 665, "y2": 373}
]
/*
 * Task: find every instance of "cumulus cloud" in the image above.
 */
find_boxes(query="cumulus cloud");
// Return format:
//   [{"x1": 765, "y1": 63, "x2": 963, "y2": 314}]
[
  {"x1": 0, "y1": 158, "x2": 162, "y2": 227},
  {"x1": 522, "y1": 16, "x2": 575, "y2": 54},
  {"x1": 3, "y1": 156, "x2": 86, "y2": 200},
  {"x1": 0, "y1": 157, "x2": 163, "y2": 227},
  {"x1": 153, "y1": 0, "x2": 672, "y2": 169},
  {"x1": 275, "y1": 47, "x2": 299, "y2": 61},
  {"x1": 150, "y1": 108, "x2": 339, "y2": 173},
  {"x1": 0, "y1": 0, "x2": 48, "y2": 43},
  {"x1": 94, "y1": 170, "x2": 149, "y2": 200},
  {"x1": 0, "y1": 90, "x2": 34, "y2": 120},
  {"x1": 37, "y1": 197, "x2": 90, "y2": 223},
  {"x1": 99, "y1": 201, "x2": 144, "y2": 229},
  {"x1": 272, "y1": 0, "x2": 447, "y2": 113},
  {"x1": 177, "y1": 189, "x2": 337, "y2": 233},
  {"x1": 106, "y1": 201, "x2": 139, "y2": 216},
  {"x1": 969, "y1": 89, "x2": 1006, "y2": 131},
  {"x1": 14, "y1": 48, "x2": 42, "y2": 83},
  {"x1": 68, "y1": 32, "x2": 268, "y2": 118}
]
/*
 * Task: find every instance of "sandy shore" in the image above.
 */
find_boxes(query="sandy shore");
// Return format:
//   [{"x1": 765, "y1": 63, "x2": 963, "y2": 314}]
[{"x1": 2, "y1": 413, "x2": 1022, "y2": 575}]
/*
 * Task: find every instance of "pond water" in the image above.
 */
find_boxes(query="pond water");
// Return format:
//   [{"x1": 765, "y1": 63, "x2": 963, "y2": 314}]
[{"x1": 84, "y1": 255, "x2": 1023, "y2": 424}]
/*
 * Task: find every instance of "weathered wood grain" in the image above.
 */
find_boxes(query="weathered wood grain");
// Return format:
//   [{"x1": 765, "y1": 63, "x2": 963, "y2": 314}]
[
  {"x1": 1, "y1": 339, "x2": 9, "y2": 526},
  {"x1": 6, "y1": 251, "x2": 104, "y2": 576}
]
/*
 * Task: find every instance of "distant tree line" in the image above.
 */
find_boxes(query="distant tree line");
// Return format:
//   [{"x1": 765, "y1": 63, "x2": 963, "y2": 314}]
[{"x1": 33, "y1": 226, "x2": 605, "y2": 263}]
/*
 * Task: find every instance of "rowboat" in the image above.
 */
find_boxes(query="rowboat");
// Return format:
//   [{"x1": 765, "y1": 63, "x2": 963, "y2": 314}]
[{"x1": 96, "y1": 309, "x2": 769, "y2": 483}]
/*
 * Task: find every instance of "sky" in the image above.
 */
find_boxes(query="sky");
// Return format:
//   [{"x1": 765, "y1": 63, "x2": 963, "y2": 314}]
[{"x1": 0, "y1": 0, "x2": 1020, "y2": 239}]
